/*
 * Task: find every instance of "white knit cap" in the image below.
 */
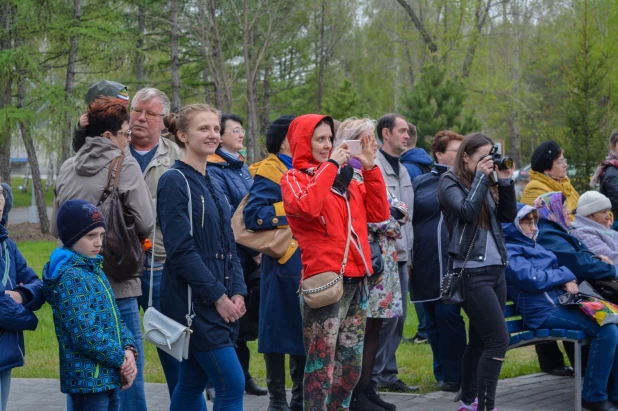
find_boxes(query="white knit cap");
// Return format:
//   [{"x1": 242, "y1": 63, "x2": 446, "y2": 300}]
[{"x1": 577, "y1": 191, "x2": 611, "y2": 216}]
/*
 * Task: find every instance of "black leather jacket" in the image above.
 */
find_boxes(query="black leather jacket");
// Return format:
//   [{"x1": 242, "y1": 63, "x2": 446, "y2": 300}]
[{"x1": 437, "y1": 170, "x2": 517, "y2": 265}]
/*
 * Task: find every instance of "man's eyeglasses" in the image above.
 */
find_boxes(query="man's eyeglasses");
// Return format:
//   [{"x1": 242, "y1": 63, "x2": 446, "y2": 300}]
[
  {"x1": 131, "y1": 108, "x2": 165, "y2": 120},
  {"x1": 231, "y1": 128, "x2": 246, "y2": 135}
]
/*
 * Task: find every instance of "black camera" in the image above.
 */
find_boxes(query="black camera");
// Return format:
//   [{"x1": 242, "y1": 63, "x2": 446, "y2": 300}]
[{"x1": 480, "y1": 144, "x2": 513, "y2": 170}]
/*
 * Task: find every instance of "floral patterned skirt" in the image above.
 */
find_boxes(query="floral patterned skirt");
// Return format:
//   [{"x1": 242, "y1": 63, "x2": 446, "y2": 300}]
[
  {"x1": 300, "y1": 281, "x2": 368, "y2": 411},
  {"x1": 366, "y1": 241, "x2": 403, "y2": 319}
]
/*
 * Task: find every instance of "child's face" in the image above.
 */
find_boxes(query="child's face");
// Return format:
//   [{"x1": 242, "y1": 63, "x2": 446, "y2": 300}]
[{"x1": 72, "y1": 227, "x2": 105, "y2": 258}]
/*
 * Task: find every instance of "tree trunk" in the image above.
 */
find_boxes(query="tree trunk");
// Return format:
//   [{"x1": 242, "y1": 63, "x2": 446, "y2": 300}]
[
  {"x1": 207, "y1": 0, "x2": 232, "y2": 112},
  {"x1": 461, "y1": 0, "x2": 492, "y2": 78},
  {"x1": 259, "y1": 63, "x2": 271, "y2": 158},
  {"x1": 395, "y1": 0, "x2": 438, "y2": 53},
  {"x1": 316, "y1": 0, "x2": 326, "y2": 111},
  {"x1": 0, "y1": 0, "x2": 13, "y2": 184},
  {"x1": 243, "y1": 0, "x2": 259, "y2": 164},
  {"x1": 170, "y1": 0, "x2": 181, "y2": 112},
  {"x1": 136, "y1": 0, "x2": 146, "y2": 89},
  {"x1": 18, "y1": 80, "x2": 50, "y2": 233},
  {"x1": 62, "y1": 0, "x2": 81, "y2": 163}
]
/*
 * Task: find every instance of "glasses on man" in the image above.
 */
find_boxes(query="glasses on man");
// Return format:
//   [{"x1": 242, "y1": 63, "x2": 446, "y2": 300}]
[
  {"x1": 231, "y1": 128, "x2": 246, "y2": 135},
  {"x1": 131, "y1": 108, "x2": 165, "y2": 120}
]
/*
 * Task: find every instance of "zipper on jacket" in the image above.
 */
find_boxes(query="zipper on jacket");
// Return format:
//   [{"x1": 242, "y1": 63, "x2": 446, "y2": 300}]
[
  {"x1": 320, "y1": 215, "x2": 329, "y2": 236},
  {"x1": 94, "y1": 363, "x2": 100, "y2": 378},
  {"x1": 96, "y1": 275, "x2": 123, "y2": 377},
  {"x1": 437, "y1": 213, "x2": 444, "y2": 280},
  {"x1": 201, "y1": 195, "x2": 205, "y2": 227},
  {"x1": 459, "y1": 223, "x2": 467, "y2": 244},
  {"x1": 544, "y1": 291, "x2": 556, "y2": 306},
  {"x1": 18, "y1": 344, "x2": 24, "y2": 361}
]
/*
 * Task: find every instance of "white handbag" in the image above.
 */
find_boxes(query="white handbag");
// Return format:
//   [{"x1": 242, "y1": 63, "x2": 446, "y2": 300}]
[{"x1": 143, "y1": 169, "x2": 194, "y2": 362}]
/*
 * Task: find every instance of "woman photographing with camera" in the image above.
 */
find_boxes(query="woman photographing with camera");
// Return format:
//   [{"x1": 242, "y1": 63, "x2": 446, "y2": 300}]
[{"x1": 437, "y1": 133, "x2": 517, "y2": 411}]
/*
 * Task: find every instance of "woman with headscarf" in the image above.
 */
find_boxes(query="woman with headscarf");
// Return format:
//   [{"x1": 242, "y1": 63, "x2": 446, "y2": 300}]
[{"x1": 505, "y1": 202, "x2": 618, "y2": 411}]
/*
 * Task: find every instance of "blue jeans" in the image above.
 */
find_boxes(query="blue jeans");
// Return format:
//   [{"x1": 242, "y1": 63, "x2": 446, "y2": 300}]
[
  {"x1": 69, "y1": 389, "x2": 120, "y2": 411},
  {"x1": 373, "y1": 263, "x2": 408, "y2": 386},
  {"x1": 116, "y1": 297, "x2": 147, "y2": 411},
  {"x1": 541, "y1": 307, "x2": 618, "y2": 402},
  {"x1": 138, "y1": 266, "x2": 180, "y2": 397},
  {"x1": 414, "y1": 302, "x2": 428, "y2": 339},
  {"x1": 423, "y1": 300, "x2": 466, "y2": 383},
  {"x1": 0, "y1": 369, "x2": 11, "y2": 411},
  {"x1": 170, "y1": 347, "x2": 244, "y2": 411}
]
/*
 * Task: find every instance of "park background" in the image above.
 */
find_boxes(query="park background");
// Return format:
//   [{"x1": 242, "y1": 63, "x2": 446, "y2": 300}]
[{"x1": 0, "y1": 0, "x2": 614, "y2": 391}]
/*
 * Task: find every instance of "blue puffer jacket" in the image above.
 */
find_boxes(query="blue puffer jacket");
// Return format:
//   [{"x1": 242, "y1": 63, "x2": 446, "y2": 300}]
[
  {"x1": 43, "y1": 248, "x2": 135, "y2": 394},
  {"x1": 157, "y1": 161, "x2": 247, "y2": 352},
  {"x1": 400, "y1": 148, "x2": 434, "y2": 181},
  {"x1": 207, "y1": 148, "x2": 258, "y2": 273},
  {"x1": 503, "y1": 204, "x2": 576, "y2": 329},
  {"x1": 537, "y1": 218, "x2": 617, "y2": 281},
  {"x1": 0, "y1": 189, "x2": 45, "y2": 373}
]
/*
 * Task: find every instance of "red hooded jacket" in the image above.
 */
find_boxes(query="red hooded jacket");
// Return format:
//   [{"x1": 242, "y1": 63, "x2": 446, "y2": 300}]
[{"x1": 280, "y1": 114, "x2": 390, "y2": 280}]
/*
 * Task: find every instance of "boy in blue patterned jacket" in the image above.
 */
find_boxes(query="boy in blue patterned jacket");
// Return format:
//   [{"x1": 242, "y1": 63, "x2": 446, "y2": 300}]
[{"x1": 43, "y1": 199, "x2": 138, "y2": 411}]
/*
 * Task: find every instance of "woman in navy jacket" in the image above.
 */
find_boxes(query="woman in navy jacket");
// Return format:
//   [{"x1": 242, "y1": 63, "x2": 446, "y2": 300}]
[
  {"x1": 206, "y1": 113, "x2": 265, "y2": 396},
  {"x1": 243, "y1": 115, "x2": 306, "y2": 411},
  {"x1": 0, "y1": 183, "x2": 45, "y2": 410},
  {"x1": 157, "y1": 104, "x2": 247, "y2": 410},
  {"x1": 506, "y1": 202, "x2": 618, "y2": 411}
]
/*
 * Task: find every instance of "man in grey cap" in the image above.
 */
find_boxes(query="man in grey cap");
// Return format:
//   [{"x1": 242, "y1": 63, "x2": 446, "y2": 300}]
[{"x1": 71, "y1": 80, "x2": 130, "y2": 152}]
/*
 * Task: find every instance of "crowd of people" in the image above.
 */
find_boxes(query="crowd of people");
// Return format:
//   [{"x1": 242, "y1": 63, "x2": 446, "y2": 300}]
[{"x1": 5, "y1": 80, "x2": 618, "y2": 411}]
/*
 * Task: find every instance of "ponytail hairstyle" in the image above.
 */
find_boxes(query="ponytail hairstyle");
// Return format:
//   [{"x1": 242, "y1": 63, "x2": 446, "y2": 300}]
[
  {"x1": 452, "y1": 133, "x2": 499, "y2": 229},
  {"x1": 164, "y1": 103, "x2": 221, "y2": 148}
]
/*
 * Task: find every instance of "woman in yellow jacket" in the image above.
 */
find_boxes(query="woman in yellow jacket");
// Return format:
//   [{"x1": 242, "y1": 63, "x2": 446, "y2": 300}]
[
  {"x1": 521, "y1": 140, "x2": 579, "y2": 212},
  {"x1": 521, "y1": 139, "x2": 580, "y2": 378}
]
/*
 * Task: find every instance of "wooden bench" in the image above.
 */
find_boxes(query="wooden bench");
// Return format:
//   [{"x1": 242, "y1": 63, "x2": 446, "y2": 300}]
[{"x1": 504, "y1": 301, "x2": 590, "y2": 411}]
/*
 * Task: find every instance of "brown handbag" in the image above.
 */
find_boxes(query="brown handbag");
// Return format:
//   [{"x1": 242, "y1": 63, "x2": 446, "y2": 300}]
[
  {"x1": 97, "y1": 156, "x2": 144, "y2": 282},
  {"x1": 299, "y1": 197, "x2": 352, "y2": 309},
  {"x1": 231, "y1": 194, "x2": 293, "y2": 258}
]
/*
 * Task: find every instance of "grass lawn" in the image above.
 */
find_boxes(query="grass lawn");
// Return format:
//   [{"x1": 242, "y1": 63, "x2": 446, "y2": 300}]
[
  {"x1": 8, "y1": 179, "x2": 55, "y2": 208},
  {"x1": 12, "y1": 240, "x2": 545, "y2": 393}
]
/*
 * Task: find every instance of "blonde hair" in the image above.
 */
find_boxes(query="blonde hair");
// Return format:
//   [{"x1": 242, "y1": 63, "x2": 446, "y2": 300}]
[
  {"x1": 334, "y1": 117, "x2": 377, "y2": 148},
  {"x1": 163, "y1": 103, "x2": 221, "y2": 148}
]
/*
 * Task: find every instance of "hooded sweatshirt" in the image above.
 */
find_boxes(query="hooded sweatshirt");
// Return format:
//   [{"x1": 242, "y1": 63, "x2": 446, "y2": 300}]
[
  {"x1": 503, "y1": 204, "x2": 576, "y2": 329},
  {"x1": 400, "y1": 148, "x2": 434, "y2": 182},
  {"x1": 280, "y1": 114, "x2": 390, "y2": 279},
  {"x1": 43, "y1": 248, "x2": 135, "y2": 394},
  {"x1": 52, "y1": 136, "x2": 155, "y2": 298}
]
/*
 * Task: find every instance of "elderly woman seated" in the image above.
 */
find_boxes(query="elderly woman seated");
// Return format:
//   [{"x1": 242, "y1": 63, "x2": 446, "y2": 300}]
[
  {"x1": 570, "y1": 191, "x2": 618, "y2": 265},
  {"x1": 504, "y1": 203, "x2": 618, "y2": 411}
]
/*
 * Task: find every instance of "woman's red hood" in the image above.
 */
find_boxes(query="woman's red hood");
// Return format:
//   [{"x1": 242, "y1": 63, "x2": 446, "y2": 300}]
[{"x1": 288, "y1": 114, "x2": 334, "y2": 171}]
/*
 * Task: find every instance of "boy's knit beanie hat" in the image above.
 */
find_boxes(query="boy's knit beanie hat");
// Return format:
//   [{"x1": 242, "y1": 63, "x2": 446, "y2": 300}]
[{"x1": 57, "y1": 199, "x2": 106, "y2": 247}]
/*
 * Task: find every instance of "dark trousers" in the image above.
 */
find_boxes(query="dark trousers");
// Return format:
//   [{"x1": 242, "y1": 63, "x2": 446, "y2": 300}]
[
  {"x1": 424, "y1": 300, "x2": 467, "y2": 383},
  {"x1": 235, "y1": 340, "x2": 252, "y2": 381},
  {"x1": 460, "y1": 266, "x2": 509, "y2": 411}
]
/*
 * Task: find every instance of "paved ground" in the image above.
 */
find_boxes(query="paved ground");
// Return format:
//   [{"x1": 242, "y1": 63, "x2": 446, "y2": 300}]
[
  {"x1": 7, "y1": 207, "x2": 53, "y2": 224},
  {"x1": 7, "y1": 373, "x2": 576, "y2": 410}
]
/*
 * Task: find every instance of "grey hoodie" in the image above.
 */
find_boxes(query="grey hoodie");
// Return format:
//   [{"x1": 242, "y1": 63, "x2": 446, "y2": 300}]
[
  {"x1": 52, "y1": 136, "x2": 155, "y2": 298},
  {"x1": 569, "y1": 213, "x2": 618, "y2": 265}
]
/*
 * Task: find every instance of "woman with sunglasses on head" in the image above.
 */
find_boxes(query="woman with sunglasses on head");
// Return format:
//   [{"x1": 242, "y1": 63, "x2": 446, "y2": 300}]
[{"x1": 437, "y1": 133, "x2": 517, "y2": 411}]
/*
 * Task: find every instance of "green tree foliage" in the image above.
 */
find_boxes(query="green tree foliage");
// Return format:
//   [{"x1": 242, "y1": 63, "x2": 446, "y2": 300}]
[
  {"x1": 563, "y1": 0, "x2": 612, "y2": 192},
  {"x1": 322, "y1": 78, "x2": 369, "y2": 121},
  {"x1": 401, "y1": 65, "x2": 480, "y2": 148}
]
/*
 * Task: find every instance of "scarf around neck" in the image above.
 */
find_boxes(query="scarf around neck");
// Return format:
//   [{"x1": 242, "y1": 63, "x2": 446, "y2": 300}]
[{"x1": 591, "y1": 150, "x2": 618, "y2": 187}]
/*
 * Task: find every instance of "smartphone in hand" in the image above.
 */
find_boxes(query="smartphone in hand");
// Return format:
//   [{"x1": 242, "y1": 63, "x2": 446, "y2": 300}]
[{"x1": 344, "y1": 140, "x2": 362, "y2": 156}]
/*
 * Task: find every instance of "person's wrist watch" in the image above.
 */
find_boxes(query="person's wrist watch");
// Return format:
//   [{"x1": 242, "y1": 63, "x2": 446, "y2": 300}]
[{"x1": 124, "y1": 345, "x2": 139, "y2": 360}]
